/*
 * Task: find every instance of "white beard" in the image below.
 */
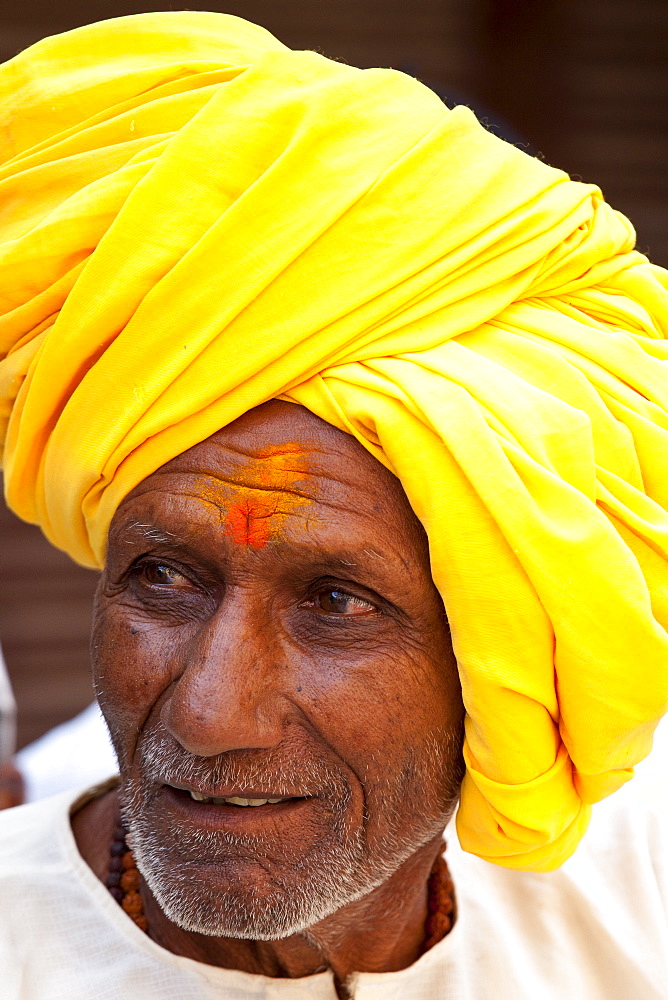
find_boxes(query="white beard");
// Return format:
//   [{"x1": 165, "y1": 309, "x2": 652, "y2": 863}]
[{"x1": 117, "y1": 729, "x2": 460, "y2": 940}]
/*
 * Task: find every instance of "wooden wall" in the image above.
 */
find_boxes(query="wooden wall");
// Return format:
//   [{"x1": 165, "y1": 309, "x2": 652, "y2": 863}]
[
  {"x1": 1, "y1": 0, "x2": 666, "y2": 748},
  {"x1": 0, "y1": 503, "x2": 98, "y2": 748},
  {"x1": 476, "y1": 0, "x2": 668, "y2": 266}
]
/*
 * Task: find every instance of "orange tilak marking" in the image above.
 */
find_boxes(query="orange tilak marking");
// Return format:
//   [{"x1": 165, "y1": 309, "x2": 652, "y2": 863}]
[
  {"x1": 224, "y1": 498, "x2": 275, "y2": 549},
  {"x1": 219, "y1": 447, "x2": 314, "y2": 548}
]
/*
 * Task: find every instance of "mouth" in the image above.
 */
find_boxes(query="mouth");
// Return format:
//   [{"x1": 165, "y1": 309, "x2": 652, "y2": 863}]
[
  {"x1": 159, "y1": 784, "x2": 313, "y2": 832},
  {"x1": 187, "y1": 791, "x2": 295, "y2": 807}
]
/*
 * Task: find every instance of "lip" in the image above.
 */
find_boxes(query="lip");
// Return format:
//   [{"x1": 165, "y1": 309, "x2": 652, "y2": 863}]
[
  {"x1": 171, "y1": 782, "x2": 305, "y2": 800},
  {"x1": 161, "y1": 784, "x2": 314, "y2": 833}
]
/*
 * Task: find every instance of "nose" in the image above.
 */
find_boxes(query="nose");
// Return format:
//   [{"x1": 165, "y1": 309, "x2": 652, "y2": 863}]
[{"x1": 161, "y1": 601, "x2": 286, "y2": 757}]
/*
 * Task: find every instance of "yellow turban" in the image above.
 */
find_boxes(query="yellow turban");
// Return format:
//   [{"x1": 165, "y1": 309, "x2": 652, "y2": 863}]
[{"x1": 2, "y1": 11, "x2": 668, "y2": 872}]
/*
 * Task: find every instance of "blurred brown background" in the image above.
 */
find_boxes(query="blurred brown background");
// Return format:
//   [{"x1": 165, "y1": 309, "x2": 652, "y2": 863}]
[{"x1": 1, "y1": 0, "x2": 667, "y2": 748}]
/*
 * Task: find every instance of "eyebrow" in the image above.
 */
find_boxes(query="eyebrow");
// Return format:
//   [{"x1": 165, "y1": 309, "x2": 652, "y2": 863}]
[
  {"x1": 120, "y1": 520, "x2": 184, "y2": 547},
  {"x1": 115, "y1": 521, "x2": 397, "y2": 576},
  {"x1": 335, "y1": 548, "x2": 386, "y2": 567}
]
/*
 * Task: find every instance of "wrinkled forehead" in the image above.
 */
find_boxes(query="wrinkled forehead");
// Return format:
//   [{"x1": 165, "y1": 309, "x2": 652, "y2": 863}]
[{"x1": 113, "y1": 400, "x2": 427, "y2": 549}]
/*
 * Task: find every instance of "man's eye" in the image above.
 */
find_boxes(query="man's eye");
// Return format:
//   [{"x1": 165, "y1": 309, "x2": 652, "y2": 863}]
[
  {"x1": 316, "y1": 589, "x2": 375, "y2": 615},
  {"x1": 137, "y1": 562, "x2": 191, "y2": 588}
]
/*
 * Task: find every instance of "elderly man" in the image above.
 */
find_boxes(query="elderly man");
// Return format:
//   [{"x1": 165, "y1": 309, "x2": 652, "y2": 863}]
[{"x1": 1, "y1": 11, "x2": 668, "y2": 999}]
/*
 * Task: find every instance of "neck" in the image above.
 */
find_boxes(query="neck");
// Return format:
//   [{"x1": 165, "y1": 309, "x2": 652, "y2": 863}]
[
  {"x1": 144, "y1": 835, "x2": 442, "y2": 986},
  {"x1": 72, "y1": 788, "x2": 449, "y2": 990}
]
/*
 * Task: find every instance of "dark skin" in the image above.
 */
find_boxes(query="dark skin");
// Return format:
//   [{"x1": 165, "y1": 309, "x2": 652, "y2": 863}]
[
  {"x1": 73, "y1": 401, "x2": 464, "y2": 997},
  {"x1": 0, "y1": 761, "x2": 23, "y2": 810}
]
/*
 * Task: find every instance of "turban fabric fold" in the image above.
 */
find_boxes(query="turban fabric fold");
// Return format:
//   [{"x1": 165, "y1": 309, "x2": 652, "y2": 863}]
[{"x1": 2, "y1": 11, "x2": 668, "y2": 871}]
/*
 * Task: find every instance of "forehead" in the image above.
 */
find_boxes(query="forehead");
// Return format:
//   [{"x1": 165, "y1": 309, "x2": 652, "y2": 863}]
[{"x1": 114, "y1": 400, "x2": 426, "y2": 552}]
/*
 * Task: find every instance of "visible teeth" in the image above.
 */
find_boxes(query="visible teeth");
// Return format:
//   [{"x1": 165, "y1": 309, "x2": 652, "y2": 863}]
[{"x1": 188, "y1": 791, "x2": 287, "y2": 806}]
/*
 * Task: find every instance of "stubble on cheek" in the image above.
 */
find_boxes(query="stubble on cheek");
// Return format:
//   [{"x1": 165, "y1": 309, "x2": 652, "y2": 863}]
[{"x1": 343, "y1": 720, "x2": 464, "y2": 900}]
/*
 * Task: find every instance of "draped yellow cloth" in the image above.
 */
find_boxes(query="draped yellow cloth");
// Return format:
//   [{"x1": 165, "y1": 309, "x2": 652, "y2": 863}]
[{"x1": 2, "y1": 12, "x2": 668, "y2": 871}]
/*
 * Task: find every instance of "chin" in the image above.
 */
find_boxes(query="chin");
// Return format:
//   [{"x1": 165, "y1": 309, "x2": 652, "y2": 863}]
[
  {"x1": 115, "y1": 727, "x2": 459, "y2": 940},
  {"x1": 131, "y1": 832, "x2": 373, "y2": 940},
  {"x1": 120, "y1": 778, "x2": 371, "y2": 939},
  {"x1": 147, "y1": 871, "x2": 354, "y2": 940},
  {"x1": 128, "y1": 802, "x2": 450, "y2": 941}
]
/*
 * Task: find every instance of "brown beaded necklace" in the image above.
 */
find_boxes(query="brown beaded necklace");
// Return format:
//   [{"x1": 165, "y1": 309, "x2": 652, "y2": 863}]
[
  {"x1": 106, "y1": 821, "x2": 148, "y2": 933},
  {"x1": 107, "y1": 820, "x2": 456, "y2": 952},
  {"x1": 421, "y1": 850, "x2": 456, "y2": 954}
]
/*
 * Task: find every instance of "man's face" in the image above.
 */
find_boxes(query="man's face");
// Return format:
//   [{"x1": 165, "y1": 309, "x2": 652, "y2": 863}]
[{"x1": 94, "y1": 401, "x2": 464, "y2": 940}]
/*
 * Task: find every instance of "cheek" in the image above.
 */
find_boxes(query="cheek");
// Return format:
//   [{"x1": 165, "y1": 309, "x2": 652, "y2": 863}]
[
  {"x1": 91, "y1": 603, "x2": 181, "y2": 755},
  {"x1": 297, "y1": 643, "x2": 458, "y2": 778},
  {"x1": 354, "y1": 662, "x2": 460, "y2": 839},
  {"x1": 296, "y1": 642, "x2": 463, "y2": 843}
]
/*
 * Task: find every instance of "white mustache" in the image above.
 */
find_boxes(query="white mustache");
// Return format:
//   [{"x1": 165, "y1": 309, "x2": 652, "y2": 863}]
[{"x1": 136, "y1": 729, "x2": 351, "y2": 804}]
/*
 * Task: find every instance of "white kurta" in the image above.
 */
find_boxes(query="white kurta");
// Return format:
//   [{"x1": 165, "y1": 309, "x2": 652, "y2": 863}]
[{"x1": 1, "y1": 781, "x2": 667, "y2": 1000}]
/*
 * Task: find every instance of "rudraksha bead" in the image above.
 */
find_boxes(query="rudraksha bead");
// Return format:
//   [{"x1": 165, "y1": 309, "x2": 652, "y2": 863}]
[
  {"x1": 121, "y1": 890, "x2": 144, "y2": 918},
  {"x1": 420, "y1": 848, "x2": 456, "y2": 955},
  {"x1": 120, "y1": 868, "x2": 140, "y2": 892}
]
